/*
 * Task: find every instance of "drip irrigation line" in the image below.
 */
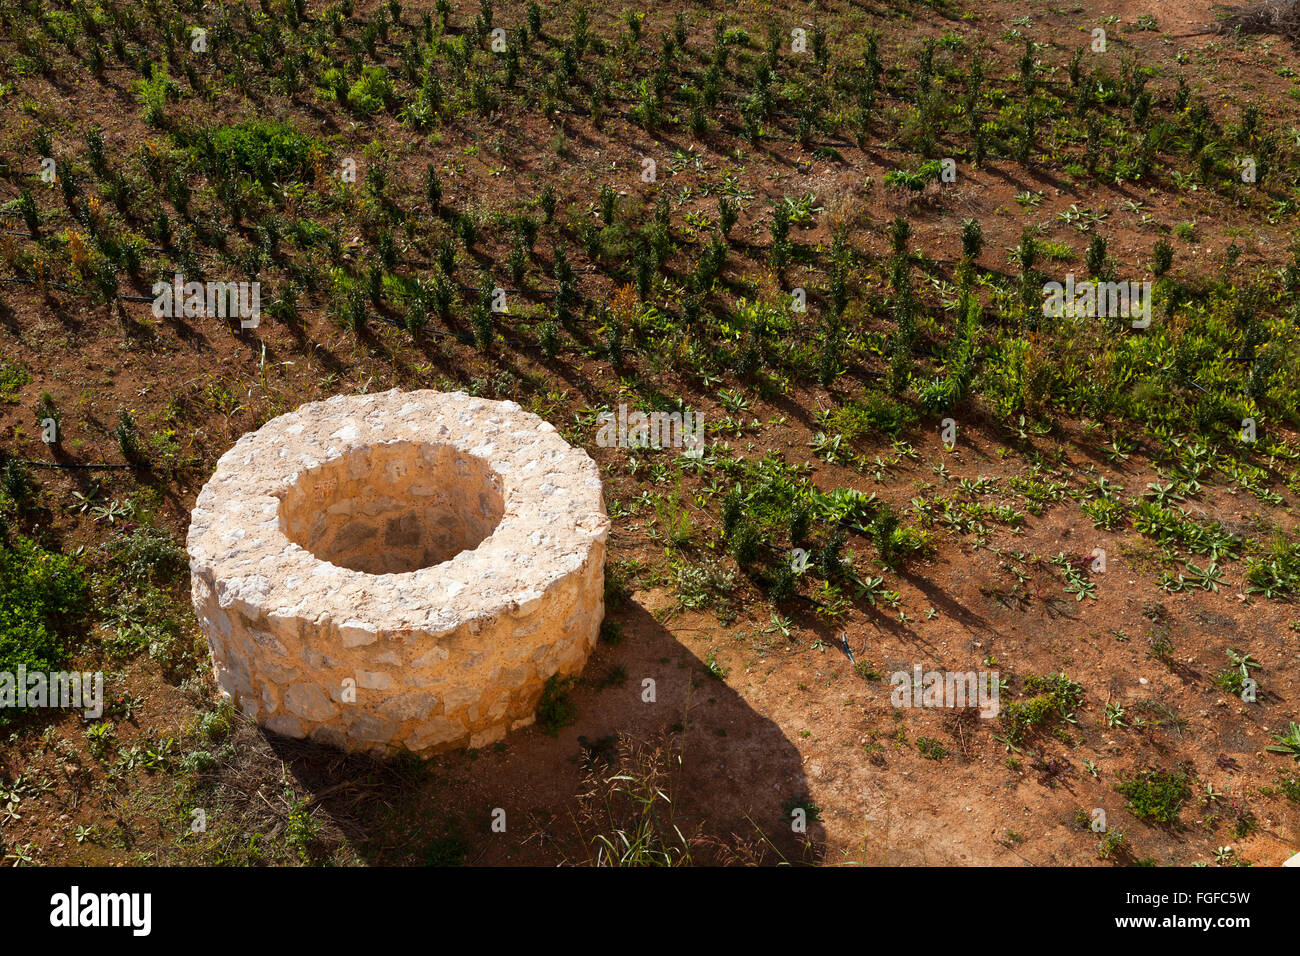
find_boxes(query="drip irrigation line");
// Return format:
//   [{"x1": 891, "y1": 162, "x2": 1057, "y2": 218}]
[
  {"x1": 1, "y1": 210, "x2": 628, "y2": 304},
  {"x1": 0, "y1": 276, "x2": 153, "y2": 302},
  {"x1": 7, "y1": 458, "x2": 133, "y2": 470},
  {"x1": 0, "y1": 271, "x2": 1206, "y2": 368}
]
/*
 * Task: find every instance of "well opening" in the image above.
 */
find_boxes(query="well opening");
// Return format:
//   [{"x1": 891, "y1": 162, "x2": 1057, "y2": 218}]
[{"x1": 278, "y1": 441, "x2": 505, "y2": 575}]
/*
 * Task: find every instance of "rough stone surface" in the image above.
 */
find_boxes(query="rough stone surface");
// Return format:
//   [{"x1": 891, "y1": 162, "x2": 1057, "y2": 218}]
[{"x1": 187, "y1": 389, "x2": 608, "y2": 755}]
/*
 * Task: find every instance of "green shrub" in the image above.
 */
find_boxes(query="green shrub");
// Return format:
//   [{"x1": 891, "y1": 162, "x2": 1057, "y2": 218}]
[
  {"x1": 781, "y1": 794, "x2": 822, "y2": 822},
  {"x1": 916, "y1": 736, "x2": 947, "y2": 759},
  {"x1": 768, "y1": 564, "x2": 797, "y2": 602},
  {"x1": 1096, "y1": 828, "x2": 1129, "y2": 861},
  {"x1": 1002, "y1": 695, "x2": 1059, "y2": 744},
  {"x1": 199, "y1": 708, "x2": 233, "y2": 742},
  {"x1": 961, "y1": 218, "x2": 983, "y2": 260},
  {"x1": 1152, "y1": 238, "x2": 1173, "y2": 276},
  {"x1": 598, "y1": 620, "x2": 622, "y2": 645},
  {"x1": 884, "y1": 159, "x2": 944, "y2": 191},
  {"x1": 115, "y1": 408, "x2": 145, "y2": 464},
  {"x1": 106, "y1": 527, "x2": 186, "y2": 584},
  {"x1": 1081, "y1": 497, "x2": 1125, "y2": 530},
  {"x1": 194, "y1": 121, "x2": 324, "y2": 187},
  {"x1": 347, "y1": 65, "x2": 393, "y2": 113},
  {"x1": 854, "y1": 659, "x2": 883, "y2": 681},
  {"x1": 0, "y1": 536, "x2": 89, "y2": 675},
  {"x1": 728, "y1": 522, "x2": 762, "y2": 571},
  {"x1": 1116, "y1": 768, "x2": 1191, "y2": 826},
  {"x1": 135, "y1": 63, "x2": 173, "y2": 127},
  {"x1": 536, "y1": 674, "x2": 577, "y2": 735},
  {"x1": 1277, "y1": 772, "x2": 1300, "y2": 804},
  {"x1": 0, "y1": 355, "x2": 31, "y2": 402},
  {"x1": 180, "y1": 749, "x2": 216, "y2": 773},
  {"x1": 827, "y1": 390, "x2": 917, "y2": 439},
  {"x1": 1, "y1": 459, "x2": 33, "y2": 509},
  {"x1": 721, "y1": 485, "x2": 744, "y2": 538},
  {"x1": 1002, "y1": 672, "x2": 1083, "y2": 744},
  {"x1": 1214, "y1": 666, "x2": 1246, "y2": 696},
  {"x1": 869, "y1": 505, "x2": 900, "y2": 565}
]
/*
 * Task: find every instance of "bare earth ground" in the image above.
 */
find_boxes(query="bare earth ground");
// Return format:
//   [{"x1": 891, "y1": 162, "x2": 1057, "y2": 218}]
[{"x1": 0, "y1": 0, "x2": 1298, "y2": 866}]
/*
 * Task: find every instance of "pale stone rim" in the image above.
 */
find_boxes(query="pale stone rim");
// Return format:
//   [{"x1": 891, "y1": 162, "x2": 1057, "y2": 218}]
[{"x1": 186, "y1": 390, "x2": 609, "y2": 639}]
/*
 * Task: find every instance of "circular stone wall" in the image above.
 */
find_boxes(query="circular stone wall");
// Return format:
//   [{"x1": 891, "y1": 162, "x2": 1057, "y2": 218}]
[{"x1": 186, "y1": 390, "x2": 609, "y2": 754}]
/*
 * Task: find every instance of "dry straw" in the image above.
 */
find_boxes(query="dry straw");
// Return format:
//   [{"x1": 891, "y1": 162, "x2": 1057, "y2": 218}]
[{"x1": 1219, "y1": 0, "x2": 1300, "y2": 36}]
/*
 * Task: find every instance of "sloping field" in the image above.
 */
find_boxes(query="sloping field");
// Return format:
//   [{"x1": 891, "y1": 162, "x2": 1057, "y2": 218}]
[{"x1": 0, "y1": 0, "x2": 1297, "y2": 867}]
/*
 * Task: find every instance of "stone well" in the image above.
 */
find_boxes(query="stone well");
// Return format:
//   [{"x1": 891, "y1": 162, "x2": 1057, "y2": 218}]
[{"x1": 186, "y1": 390, "x2": 609, "y2": 754}]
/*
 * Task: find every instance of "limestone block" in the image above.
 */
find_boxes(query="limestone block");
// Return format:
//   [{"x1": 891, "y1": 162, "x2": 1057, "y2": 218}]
[{"x1": 188, "y1": 390, "x2": 608, "y2": 754}]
